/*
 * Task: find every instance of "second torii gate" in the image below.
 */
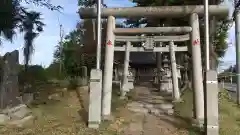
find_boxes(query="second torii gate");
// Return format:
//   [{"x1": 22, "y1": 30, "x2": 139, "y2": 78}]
[{"x1": 114, "y1": 34, "x2": 189, "y2": 98}]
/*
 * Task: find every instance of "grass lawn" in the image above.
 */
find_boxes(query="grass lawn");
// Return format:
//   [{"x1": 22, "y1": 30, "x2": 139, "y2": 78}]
[{"x1": 174, "y1": 89, "x2": 240, "y2": 135}]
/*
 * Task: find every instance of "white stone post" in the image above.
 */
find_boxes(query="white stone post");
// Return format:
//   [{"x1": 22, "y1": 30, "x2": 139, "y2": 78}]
[
  {"x1": 204, "y1": 70, "x2": 219, "y2": 135},
  {"x1": 102, "y1": 16, "x2": 115, "y2": 119},
  {"x1": 88, "y1": 69, "x2": 102, "y2": 128},
  {"x1": 169, "y1": 41, "x2": 180, "y2": 101},
  {"x1": 121, "y1": 41, "x2": 131, "y2": 98},
  {"x1": 190, "y1": 13, "x2": 205, "y2": 126}
]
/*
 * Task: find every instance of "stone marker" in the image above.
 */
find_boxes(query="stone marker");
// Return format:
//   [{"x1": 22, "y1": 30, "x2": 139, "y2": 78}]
[
  {"x1": 0, "y1": 50, "x2": 21, "y2": 109},
  {"x1": 88, "y1": 69, "x2": 102, "y2": 128},
  {"x1": 204, "y1": 70, "x2": 219, "y2": 135}
]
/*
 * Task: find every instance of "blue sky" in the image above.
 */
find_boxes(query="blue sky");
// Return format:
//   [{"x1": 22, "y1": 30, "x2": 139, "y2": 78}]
[{"x1": 0, "y1": 0, "x2": 236, "y2": 70}]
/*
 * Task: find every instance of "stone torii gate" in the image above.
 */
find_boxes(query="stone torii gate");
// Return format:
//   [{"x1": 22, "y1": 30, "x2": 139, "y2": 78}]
[
  {"x1": 114, "y1": 34, "x2": 189, "y2": 98},
  {"x1": 79, "y1": 5, "x2": 229, "y2": 133}
]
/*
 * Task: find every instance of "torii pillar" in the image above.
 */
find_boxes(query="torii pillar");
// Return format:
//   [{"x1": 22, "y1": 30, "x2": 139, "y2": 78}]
[
  {"x1": 102, "y1": 16, "x2": 116, "y2": 119},
  {"x1": 190, "y1": 13, "x2": 204, "y2": 126}
]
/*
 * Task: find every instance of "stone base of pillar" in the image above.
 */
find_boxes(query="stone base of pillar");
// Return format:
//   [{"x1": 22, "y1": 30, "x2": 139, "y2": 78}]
[
  {"x1": 128, "y1": 82, "x2": 134, "y2": 90},
  {"x1": 120, "y1": 91, "x2": 127, "y2": 99},
  {"x1": 192, "y1": 118, "x2": 204, "y2": 130},
  {"x1": 172, "y1": 98, "x2": 183, "y2": 103},
  {"x1": 205, "y1": 125, "x2": 219, "y2": 135},
  {"x1": 88, "y1": 121, "x2": 100, "y2": 129}
]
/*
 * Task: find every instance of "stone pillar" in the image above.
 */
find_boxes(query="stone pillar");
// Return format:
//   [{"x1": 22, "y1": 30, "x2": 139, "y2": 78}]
[
  {"x1": 156, "y1": 52, "x2": 162, "y2": 88},
  {"x1": 121, "y1": 41, "x2": 131, "y2": 98},
  {"x1": 183, "y1": 54, "x2": 189, "y2": 86},
  {"x1": 204, "y1": 70, "x2": 219, "y2": 135},
  {"x1": 169, "y1": 41, "x2": 180, "y2": 101},
  {"x1": 0, "y1": 50, "x2": 21, "y2": 109},
  {"x1": 88, "y1": 69, "x2": 102, "y2": 128},
  {"x1": 102, "y1": 16, "x2": 116, "y2": 119},
  {"x1": 114, "y1": 67, "x2": 118, "y2": 81},
  {"x1": 190, "y1": 13, "x2": 204, "y2": 125}
]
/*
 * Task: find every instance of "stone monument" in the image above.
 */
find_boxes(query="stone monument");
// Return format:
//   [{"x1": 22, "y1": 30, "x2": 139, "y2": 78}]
[
  {"x1": 0, "y1": 50, "x2": 34, "y2": 127},
  {"x1": 0, "y1": 50, "x2": 21, "y2": 109}
]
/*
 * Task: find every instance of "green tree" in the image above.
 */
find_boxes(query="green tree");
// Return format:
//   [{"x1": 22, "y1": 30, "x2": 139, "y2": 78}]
[{"x1": 20, "y1": 10, "x2": 45, "y2": 68}]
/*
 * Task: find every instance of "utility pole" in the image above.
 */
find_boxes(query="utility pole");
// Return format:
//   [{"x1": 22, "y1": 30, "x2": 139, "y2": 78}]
[
  {"x1": 96, "y1": 0, "x2": 102, "y2": 69},
  {"x1": 59, "y1": 24, "x2": 64, "y2": 76},
  {"x1": 235, "y1": 0, "x2": 240, "y2": 104},
  {"x1": 204, "y1": 0, "x2": 210, "y2": 70}
]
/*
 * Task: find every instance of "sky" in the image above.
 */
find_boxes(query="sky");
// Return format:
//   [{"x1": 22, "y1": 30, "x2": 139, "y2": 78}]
[{"x1": 0, "y1": 0, "x2": 236, "y2": 70}]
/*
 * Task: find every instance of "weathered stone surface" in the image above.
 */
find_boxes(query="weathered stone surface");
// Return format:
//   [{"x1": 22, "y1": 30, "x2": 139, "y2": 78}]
[
  {"x1": 156, "y1": 103, "x2": 173, "y2": 110},
  {"x1": 144, "y1": 103, "x2": 154, "y2": 109},
  {"x1": 0, "y1": 50, "x2": 21, "y2": 109},
  {"x1": 149, "y1": 108, "x2": 164, "y2": 116},
  {"x1": 8, "y1": 115, "x2": 35, "y2": 127},
  {"x1": 4, "y1": 104, "x2": 31, "y2": 120},
  {"x1": 128, "y1": 106, "x2": 149, "y2": 114},
  {"x1": 0, "y1": 114, "x2": 10, "y2": 124},
  {"x1": 127, "y1": 102, "x2": 144, "y2": 108}
]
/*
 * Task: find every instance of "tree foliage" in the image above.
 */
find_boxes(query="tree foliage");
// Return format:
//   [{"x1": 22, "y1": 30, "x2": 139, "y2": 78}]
[{"x1": 53, "y1": 27, "x2": 95, "y2": 78}]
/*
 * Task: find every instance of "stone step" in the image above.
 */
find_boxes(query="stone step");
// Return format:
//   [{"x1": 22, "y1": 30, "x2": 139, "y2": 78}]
[
  {"x1": 2, "y1": 104, "x2": 27, "y2": 114},
  {"x1": 148, "y1": 107, "x2": 174, "y2": 116},
  {"x1": 8, "y1": 115, "x2": 35, "y2": 127},
  {"x1": 128, "y1": 106, "x2": 149, "y2": 114},
  {"x1": 127, "y1": 101, "x2": 174, "y2": 116},
  {"x1": 3, "y1": 104, "x2": 32, "y2": 120},
  {"x1": 127, "y1": 102, "x2": 144, "y2": 108},
  {"x1": 154, "y1": 103, "x2": 173, "y2": 110}
]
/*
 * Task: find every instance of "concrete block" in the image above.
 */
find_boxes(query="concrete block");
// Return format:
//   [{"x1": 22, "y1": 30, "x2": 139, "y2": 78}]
[{"x1": 88, "y1": 69, "x2": 102, "y2": 128}]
